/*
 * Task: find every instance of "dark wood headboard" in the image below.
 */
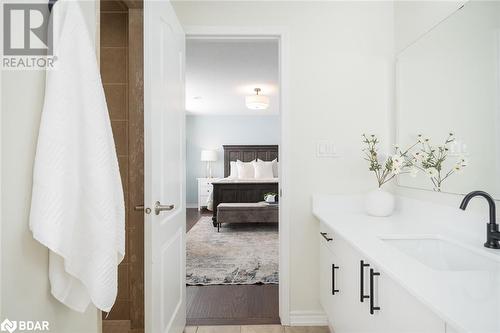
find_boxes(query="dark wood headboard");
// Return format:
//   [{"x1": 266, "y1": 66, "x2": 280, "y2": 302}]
[{"x1": 223, "y1": 145, "x2": 279, "y2": 177}]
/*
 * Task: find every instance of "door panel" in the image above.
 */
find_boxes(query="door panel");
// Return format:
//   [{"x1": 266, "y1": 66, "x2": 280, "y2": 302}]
[
  {"x1": 144, "y1": 1, "x2": 186, "y2": 332},
  {"x1": 160, "y1": 229, "x2": 183, "y2": 331}
]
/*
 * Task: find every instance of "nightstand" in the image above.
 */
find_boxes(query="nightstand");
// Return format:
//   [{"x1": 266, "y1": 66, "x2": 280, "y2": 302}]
[{"x1": 197, "y1": 178, "x2": 219, "y2": 211}]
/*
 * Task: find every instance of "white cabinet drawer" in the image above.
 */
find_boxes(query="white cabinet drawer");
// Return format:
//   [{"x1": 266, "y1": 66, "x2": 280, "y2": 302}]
[
  {"x1": 200, "y1": 180, "x2": 213, "y2": 187},
  {"x1": 319, "y1": 225, "x2": 445, "y2": 333},
  {"x1": 197, "y1": 178, "x2": 218, "y2": 209},
  {"x1": 319, "y1": 221, "x2": 338, "y2": 253},
  {"x1": 199, "y1": 182, "x2": 213, "y2": 192},
  {"x1": 199, "y1": 186, "x2": 212, "y2": 194}
]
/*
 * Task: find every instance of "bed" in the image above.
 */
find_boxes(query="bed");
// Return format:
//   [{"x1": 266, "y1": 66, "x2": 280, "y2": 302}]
[{"x1": 210, "y1": 145, "x2": 279, "y2": 227}]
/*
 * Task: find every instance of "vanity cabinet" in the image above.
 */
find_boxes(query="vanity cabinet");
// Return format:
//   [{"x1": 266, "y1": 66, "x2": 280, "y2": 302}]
[{"x1": 319, "y1": 222, "x2": 445, "y2": 333}]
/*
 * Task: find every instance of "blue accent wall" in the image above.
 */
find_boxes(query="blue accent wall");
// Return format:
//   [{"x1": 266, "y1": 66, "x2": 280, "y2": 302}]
[{"x1": 186, "y1": 115, "x2": 281, "y2": 205}]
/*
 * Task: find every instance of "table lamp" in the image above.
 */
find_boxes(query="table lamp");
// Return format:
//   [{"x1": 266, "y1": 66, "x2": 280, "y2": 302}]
[{"x1": 200, "y1": 150, "x2": 217, "y2": 178}]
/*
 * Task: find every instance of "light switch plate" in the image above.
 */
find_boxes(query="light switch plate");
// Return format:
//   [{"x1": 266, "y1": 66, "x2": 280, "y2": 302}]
[
  {"x1": 448, "y1": 139, "x2": 469, "y2": 156},
  {"x1": 316, "y1": 140, "x2": 338, "y2": 158}
]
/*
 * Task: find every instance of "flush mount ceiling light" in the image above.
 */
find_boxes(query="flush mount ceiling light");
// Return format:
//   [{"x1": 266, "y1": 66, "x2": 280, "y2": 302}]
[{"x1": 245, "y1": 88, "x2": 269, "y2": 110}]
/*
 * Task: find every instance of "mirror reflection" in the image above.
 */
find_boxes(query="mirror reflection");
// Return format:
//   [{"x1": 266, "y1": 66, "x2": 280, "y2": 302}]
[{"x1": 396, "y1": 1, "x2": 500, "y2": 197}]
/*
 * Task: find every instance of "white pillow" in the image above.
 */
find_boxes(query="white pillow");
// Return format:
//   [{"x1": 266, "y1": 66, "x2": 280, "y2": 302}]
[
  {"x1": 253, "y1": 160, "x2": 274, "y2": 179},
  {"x1": 229, "y1": 161, "x2": 238, "y2": 178},
  {"x1": 257, "y1": 159, "x2": 278, "y2": 178},
  {"x1": 236, "y1": 160, "x2": 255, "y2": 179}
]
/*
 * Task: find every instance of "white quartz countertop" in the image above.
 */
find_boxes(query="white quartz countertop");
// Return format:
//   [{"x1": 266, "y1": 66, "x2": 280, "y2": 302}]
[{"x1": 312, "y1": 194, "x2": 500, "y2": 333}]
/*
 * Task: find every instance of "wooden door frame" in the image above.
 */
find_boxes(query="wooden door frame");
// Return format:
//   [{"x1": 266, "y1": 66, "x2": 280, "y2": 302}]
[
  {"x1": 98, "y1": 0, "x2": 145, "y2": 330},
  {"x1": 183, "y1": 26, "x2": 291, "y2": 326}
]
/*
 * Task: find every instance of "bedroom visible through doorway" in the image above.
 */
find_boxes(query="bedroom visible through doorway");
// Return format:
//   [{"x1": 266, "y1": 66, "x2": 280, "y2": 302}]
[{"x1": 185, "y1": 38, "x2": 281, "y2": 326}]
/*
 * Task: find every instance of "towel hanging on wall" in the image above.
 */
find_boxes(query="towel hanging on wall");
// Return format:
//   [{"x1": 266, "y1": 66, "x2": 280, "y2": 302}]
[{"x1": 30, "y1": 0, "x2": 125, "y2": 313}]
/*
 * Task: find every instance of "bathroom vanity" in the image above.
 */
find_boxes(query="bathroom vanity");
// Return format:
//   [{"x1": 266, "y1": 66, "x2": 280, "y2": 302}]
[{"x1": 313, "y1": 195, "x2": 500, "y2": 333}]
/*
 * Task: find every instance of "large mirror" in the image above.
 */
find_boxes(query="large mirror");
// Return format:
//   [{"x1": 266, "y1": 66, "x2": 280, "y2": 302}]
[{"x1": 396, "y1": 1, "x2": 500, "y2": 198}]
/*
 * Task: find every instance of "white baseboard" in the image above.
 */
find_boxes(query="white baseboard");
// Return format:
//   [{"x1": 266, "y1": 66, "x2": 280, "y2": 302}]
[
  {"x1": 186, "y1": 203, "x2": 198, "y2": 209},
  {"x1": 289, "y1": 310, "x2": 329, "y2": 326}
]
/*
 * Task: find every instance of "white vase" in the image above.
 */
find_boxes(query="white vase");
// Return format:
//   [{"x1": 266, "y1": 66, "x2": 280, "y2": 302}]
[{"x1": 365, "y1": 188, "x2": 395, "y2": 217}]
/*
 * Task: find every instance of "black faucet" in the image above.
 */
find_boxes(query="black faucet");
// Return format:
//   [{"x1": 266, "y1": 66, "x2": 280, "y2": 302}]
[{"x1": 459, "y1": 191, "x2": 500, "y2": 249}]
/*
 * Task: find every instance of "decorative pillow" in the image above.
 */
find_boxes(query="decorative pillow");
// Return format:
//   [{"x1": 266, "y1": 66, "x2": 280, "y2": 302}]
[
  {"x1": 253, "y1": 160, "x2": 274, "y2": 179},
  {"x1": 257, "y1": 159, "x2": 278, "y2": 178},
  {"x1": 229, "y1": 161, "x2": 238, "y2": 178},
  {"x1": 236, "y1": 160, "x2": 255, "y2": 179}
]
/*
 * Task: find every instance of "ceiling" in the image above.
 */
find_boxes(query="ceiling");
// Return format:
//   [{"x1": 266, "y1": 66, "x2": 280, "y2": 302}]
[{"x1": 185, "y1": 39, "x2": 279, "y2": 115}]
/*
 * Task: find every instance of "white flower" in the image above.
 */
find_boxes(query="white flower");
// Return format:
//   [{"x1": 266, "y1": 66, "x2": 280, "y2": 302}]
[
  {"x1": 393, "y1": 143, "x2": 400, "y2": 150},
  {"x1": 412, "y1": 151, "x2": 424, "y2": 161},
  {"x1": 425, "y1": 168, "x2": 438, "y2": 178},
  {"x1": 392, "y1": 155, "x2": 403, "y2": 167},
  {"x1": 417, "y1": 135, "x2": 425, "y2": 143},
  {"x1": 453, "y1": 164, "x2": 463, "y2": 173},
  {"x1": 392, "y1": 166, "x2": 401, "y2": 174},
  {"x1": 458, "y1": 157, "x2": 468, "y2": 167}
]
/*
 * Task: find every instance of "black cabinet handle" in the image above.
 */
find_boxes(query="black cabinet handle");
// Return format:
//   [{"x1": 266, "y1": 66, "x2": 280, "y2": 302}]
[
  {"x1": 332, "y1": 264, "x2": 339, "y2": 295},
  {"x1": 369, "y1": 268, "x2": 381, "y2": 314},
  {"x1": 360, "y1": 260, "x2": 370, "y2": 302},
  {"x1": 320, "y1": 232, "x2": 333, "y2": 242}
]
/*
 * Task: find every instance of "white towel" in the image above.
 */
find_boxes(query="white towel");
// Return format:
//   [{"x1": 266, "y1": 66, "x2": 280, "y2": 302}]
[{"x1": 29, "y1": 0, "x2": 125, "y2": 313}]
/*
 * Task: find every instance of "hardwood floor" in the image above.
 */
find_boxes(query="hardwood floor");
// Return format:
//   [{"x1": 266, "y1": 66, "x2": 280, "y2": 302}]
[
  {"x1": 186, "y1": 285, "x2": 280, "y2": 326},
  {"x1": 187, "y1": 207, "x2": 211, "y2": 232},
  {"x1": 186, "y1": 208, "x2": 280, "y2": 326}
]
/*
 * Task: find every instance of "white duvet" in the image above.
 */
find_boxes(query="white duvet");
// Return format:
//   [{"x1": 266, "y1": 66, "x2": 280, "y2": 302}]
[{"x1": 206, "y1": 177, "x2": 279, "y2": 211}]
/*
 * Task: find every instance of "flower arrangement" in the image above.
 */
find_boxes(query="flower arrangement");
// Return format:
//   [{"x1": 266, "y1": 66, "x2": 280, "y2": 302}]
[
  {"x1": 362, "y1": 133, "x2": 468, "y2": 191},
  {"x1": 362, "y1": 134, "x2": 417, "y2": 188},
  {"x1": 410, "y1": 133, "x2": 468, "y2": 191}
]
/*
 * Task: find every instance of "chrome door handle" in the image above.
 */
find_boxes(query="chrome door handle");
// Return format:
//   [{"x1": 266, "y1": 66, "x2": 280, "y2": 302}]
[
  {"x1": 154, "y1": 201, "x2": 174, "y2": 215},
  {"x1": 134, "y1": 204, "x2": 151, "y2": 214}
]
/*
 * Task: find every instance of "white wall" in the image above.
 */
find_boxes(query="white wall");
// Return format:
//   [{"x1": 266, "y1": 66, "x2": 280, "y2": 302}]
[
  {"x1": 173, "y1": 1, "x2": 394, "y2": 318},
  {"x1": 186, "y1": 115, "x2": 280, "y2": 205},
  {"x1": 394, "y1": 0, "x2": 466, "y2": 53},
  {"x1": 1, "y1": 1, "x2": 101, "y2": 332}
]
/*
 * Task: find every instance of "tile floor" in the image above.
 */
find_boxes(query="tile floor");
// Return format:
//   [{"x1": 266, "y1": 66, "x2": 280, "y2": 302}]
[{"x1": 184, "y1": 326, "x2": 330, "y2": 333}]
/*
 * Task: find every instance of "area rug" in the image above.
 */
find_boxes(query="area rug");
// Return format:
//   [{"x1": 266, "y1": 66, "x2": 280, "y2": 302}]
[{"x1": 186, "y1": 217, "x2": 279, "y2": 285}]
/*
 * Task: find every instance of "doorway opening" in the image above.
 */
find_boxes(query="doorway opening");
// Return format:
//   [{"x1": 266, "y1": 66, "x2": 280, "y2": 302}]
[
  {"x1": 100, "y1": 2, "x2": 290, "y2": 329},
  {"x1": 184, "y1": 37, "x2": 281, "y2": 326}
]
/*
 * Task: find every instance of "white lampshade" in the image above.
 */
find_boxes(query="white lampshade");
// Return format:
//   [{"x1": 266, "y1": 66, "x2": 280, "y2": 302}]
[
  {"x1": 246, "y1": 88, "x2": 269, "y2": 110},
  {"x1": 200, "y1": 150, "x2": 217, "y2": 162}
]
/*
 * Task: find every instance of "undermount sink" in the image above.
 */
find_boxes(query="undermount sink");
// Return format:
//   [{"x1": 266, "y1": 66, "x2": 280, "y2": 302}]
[{"x1": 380, "y1": 236, "x2": 500, "y2": 271}]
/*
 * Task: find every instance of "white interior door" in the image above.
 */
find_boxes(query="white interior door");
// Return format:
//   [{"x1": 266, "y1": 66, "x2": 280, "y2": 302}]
[{"x1": 144, "y1": 1, "x2": 186, "y2": 332}]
